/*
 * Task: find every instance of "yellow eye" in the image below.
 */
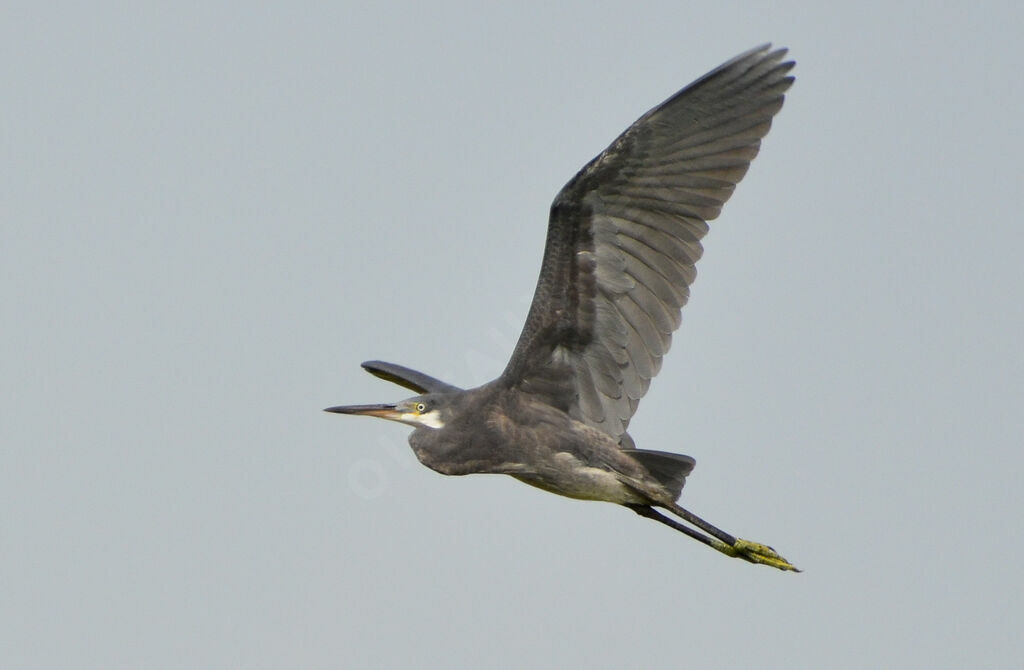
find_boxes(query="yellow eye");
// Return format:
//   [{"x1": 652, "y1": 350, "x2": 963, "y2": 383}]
[{"x1": 416, "y1": 402, "x2": 426, "y2": 413}]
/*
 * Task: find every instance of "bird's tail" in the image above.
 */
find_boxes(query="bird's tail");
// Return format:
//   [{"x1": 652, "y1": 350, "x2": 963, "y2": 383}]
[{"x1": 621, "y1": 449, "x2": 695, "y2": 501}]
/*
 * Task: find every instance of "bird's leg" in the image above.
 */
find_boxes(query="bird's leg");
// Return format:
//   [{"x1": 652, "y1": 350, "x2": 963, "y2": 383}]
[
  {"x1": 661, "y1": 502, "x2": 799, "y2": 572},
  {"x1": 626, "y1": 504, "x2": 722, "y2": 550}
]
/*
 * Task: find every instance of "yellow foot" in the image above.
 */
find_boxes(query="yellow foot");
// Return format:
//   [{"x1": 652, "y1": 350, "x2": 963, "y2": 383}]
[{"x1": 711, "y1": 537, "x2": 800, "y2": 572}]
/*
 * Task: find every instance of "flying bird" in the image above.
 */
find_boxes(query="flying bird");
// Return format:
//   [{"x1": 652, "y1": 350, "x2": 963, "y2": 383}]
[{"x1": 327, "y1": 44, "x2": 798, "y2": 571}]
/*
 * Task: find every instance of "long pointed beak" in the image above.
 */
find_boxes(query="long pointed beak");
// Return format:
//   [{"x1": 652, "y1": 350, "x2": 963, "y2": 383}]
[{"x1": 323, "y1": 403, "x2": 402, "y2": 420}]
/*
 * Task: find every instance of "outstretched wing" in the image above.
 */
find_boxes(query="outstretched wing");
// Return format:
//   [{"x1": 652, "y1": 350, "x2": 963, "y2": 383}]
[
  {"x1": 361, "y1": 360, "x2": 462, "y2": 394},
  {"x1": 501, "y1": 44, "x2": 794, "y2": 440}
]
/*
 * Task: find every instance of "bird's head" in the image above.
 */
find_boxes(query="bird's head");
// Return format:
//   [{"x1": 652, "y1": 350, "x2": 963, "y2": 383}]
[{"x1": 324, "y1": 394, "x2": 448, "y2": 429}]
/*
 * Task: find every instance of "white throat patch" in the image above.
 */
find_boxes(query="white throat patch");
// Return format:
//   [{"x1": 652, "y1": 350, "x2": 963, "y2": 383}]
[{"x1": 402, "y1": 410, "x2": 445, "y2": 429}]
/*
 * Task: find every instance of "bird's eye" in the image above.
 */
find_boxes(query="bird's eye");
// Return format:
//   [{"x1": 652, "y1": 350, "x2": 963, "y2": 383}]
[{"x1": 416, "y1": 403, "x2": 426, "y2": 413}]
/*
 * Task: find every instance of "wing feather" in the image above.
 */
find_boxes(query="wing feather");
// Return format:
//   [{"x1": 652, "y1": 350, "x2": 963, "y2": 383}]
[{"x1": 502, "y1": 44, "x2": 794, "y2": 439}]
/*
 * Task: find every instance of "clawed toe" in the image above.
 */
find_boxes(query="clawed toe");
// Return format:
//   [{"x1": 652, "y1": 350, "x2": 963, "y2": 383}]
[{"x1": 713, "y1": 537, "x2": 800, "y2": 572}]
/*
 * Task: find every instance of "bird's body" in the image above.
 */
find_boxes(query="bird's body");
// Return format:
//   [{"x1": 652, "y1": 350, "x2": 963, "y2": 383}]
[
  {"x1": 328, "y1": 45, "x2": 799, "y2": 571},
  {"x1": 406, "y1": 383, "x2": 677, "y2": 505}
]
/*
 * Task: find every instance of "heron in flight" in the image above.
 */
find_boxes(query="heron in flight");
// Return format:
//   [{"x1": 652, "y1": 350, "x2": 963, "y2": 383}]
[{"x1": 327, "y1": 45, "x2": 798, "y2": 571}]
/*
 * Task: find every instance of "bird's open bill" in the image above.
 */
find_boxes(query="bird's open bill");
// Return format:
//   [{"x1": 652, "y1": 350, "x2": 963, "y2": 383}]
[{"x1": 324, "y1": 403, "x2": 401, "y2": 420}]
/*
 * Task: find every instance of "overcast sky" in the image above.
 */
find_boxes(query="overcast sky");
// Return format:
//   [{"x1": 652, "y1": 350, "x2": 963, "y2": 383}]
[{"x1": 4, "y1": 2, "x2": 1023, "y2": 668}]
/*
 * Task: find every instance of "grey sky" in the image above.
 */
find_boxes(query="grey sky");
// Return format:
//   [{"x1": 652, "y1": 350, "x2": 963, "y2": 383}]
[{"x1": 4, "y1": 2, "x2": 1023, "y2": 668}]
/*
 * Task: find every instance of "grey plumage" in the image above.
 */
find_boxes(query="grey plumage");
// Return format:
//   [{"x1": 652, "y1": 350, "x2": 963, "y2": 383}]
[
  {"x1": 361, "y1": 360, "x2": 461, "y2": 394},
  {"x1": 327, "y1": 45, "x2": 799, "y2": 571},
  {"x1": 505, "y1": 44, "x2": 794, "y2": 440}
]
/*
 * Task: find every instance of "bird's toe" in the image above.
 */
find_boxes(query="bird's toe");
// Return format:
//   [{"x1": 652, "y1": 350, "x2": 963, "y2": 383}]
[{"x1": 713, "y1": 537, "x2": 800, "y2": 572}]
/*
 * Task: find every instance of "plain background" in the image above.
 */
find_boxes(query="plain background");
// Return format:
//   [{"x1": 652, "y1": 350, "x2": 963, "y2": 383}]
[{"x1": 4, "y1": 2, "x2": 1023, "y2": 668}]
